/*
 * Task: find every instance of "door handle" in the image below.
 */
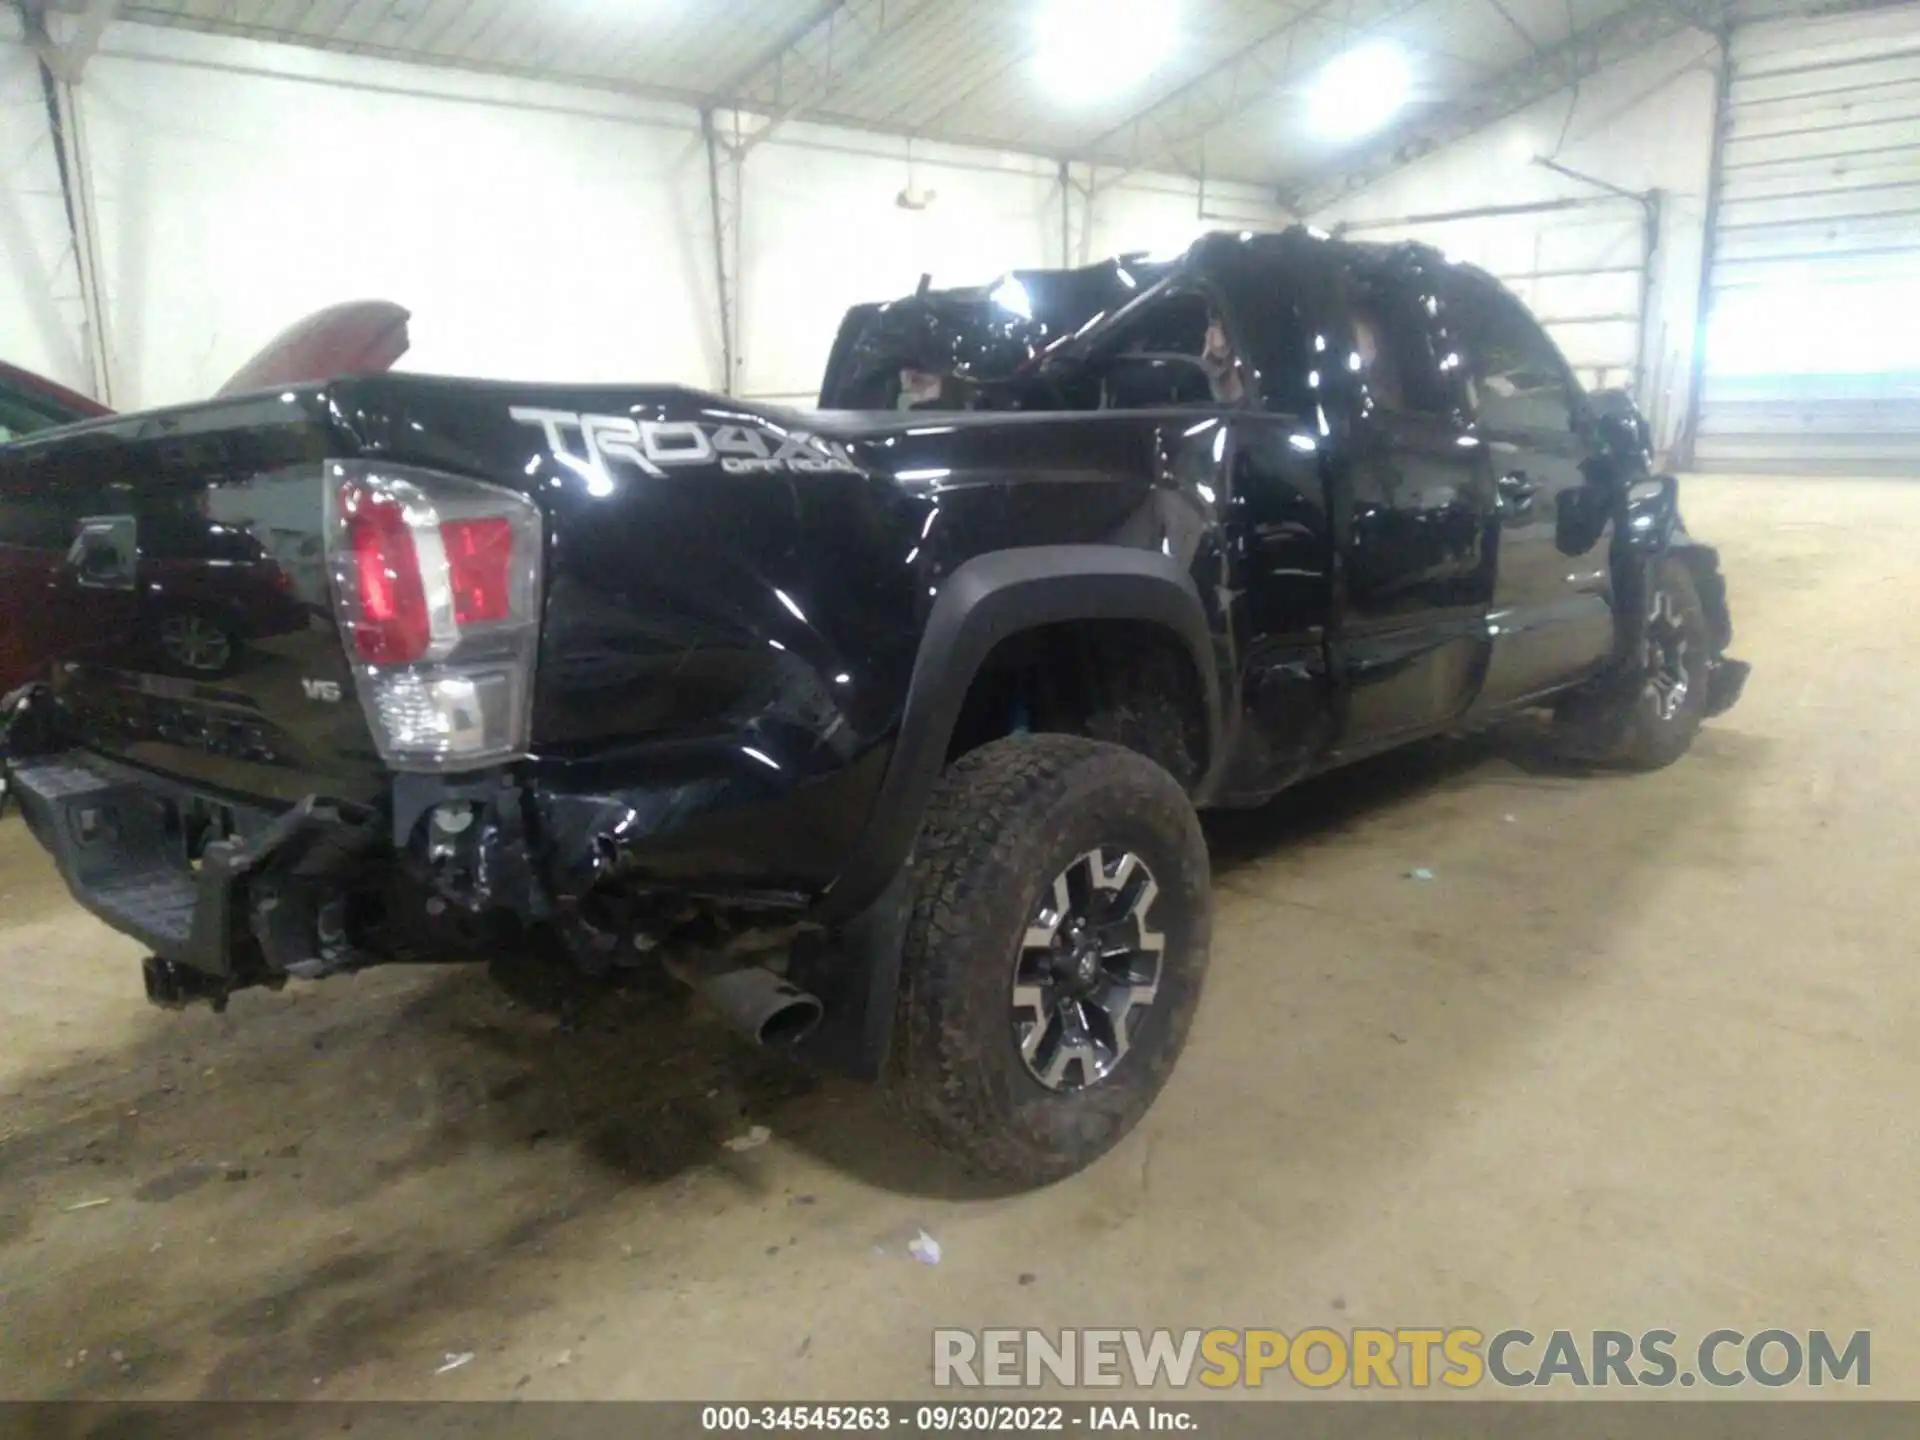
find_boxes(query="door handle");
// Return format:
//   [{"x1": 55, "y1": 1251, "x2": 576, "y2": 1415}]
[{"x1": 1497, "y1": 471, "x2": 1538, "y2": 506}]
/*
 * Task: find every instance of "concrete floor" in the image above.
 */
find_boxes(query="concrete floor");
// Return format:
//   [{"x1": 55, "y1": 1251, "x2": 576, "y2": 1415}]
[{"x1": 0, "y1": 474, "x2": 1914, "y2": 1404}]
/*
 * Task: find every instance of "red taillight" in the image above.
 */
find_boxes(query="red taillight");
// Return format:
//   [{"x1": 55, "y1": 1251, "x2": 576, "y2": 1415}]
[
  {"x1": 327, "y1": 462, "x2": 542, "y2": 772},
  {"x1": 344, "y1": 489, "x2": 430, "y2": 663},
  {"x1": 443, "y1": 516, "x2": 515, "y2": 625}
]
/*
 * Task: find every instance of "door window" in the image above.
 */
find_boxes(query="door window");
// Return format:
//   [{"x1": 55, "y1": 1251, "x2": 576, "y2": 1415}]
[
  {"x1": 1085, "y1": 289, "x2": 1249, "y2": 409},
  {"x1": 1347, "y1": 266, "x2": 1459, "y2": 419},
  {"x1": 1447, "y1": 273, "x2": 1577, "y2": 433}
]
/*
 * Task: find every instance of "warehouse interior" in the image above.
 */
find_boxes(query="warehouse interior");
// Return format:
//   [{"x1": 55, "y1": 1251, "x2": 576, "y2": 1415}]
[{"x1": 2, "y1": 0, "x2": 1918, "y2": 1407}]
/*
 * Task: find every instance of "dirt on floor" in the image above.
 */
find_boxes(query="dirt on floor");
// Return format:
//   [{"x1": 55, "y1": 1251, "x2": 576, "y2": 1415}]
[{"x1": 0, "y1": 475, "x2": 1913, "y2": 1410}]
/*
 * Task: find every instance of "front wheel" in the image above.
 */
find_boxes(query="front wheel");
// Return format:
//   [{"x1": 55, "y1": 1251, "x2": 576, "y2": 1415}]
[
  {"x1": 888, "y1": 734, "x2": 1212, "y2": 1186},
  {"x1": 1556, "y1": 555, "x2": 1712, "y2": 770}
]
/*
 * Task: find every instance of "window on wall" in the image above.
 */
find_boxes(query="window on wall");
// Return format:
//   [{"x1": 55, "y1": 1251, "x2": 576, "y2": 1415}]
[{"x1": 1445, "y1": 272, "x2": 1577, "y2": 432}]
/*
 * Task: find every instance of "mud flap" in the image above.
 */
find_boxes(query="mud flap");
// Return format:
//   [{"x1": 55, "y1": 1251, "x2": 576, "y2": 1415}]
[
  {"x1": 787, "y1": 865, "x2": 912, "y2": 1082},
  {"x1": 1704, "y1": 657, "x2": 1751, "y2": 718},
  {"x1": 1671, "y1": 543, "x2": 1746, "y2": 718}
]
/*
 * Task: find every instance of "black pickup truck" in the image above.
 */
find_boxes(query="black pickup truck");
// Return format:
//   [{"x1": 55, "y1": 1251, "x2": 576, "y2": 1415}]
[{"x1": 0, "y1": 228, "x2": 1746, "y2": 1185}]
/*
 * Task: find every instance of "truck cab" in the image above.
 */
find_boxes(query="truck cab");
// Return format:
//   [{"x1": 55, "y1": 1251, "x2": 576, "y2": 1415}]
[{"x1": 819, "y1": 228, "x2": 1671, "y2": 797}]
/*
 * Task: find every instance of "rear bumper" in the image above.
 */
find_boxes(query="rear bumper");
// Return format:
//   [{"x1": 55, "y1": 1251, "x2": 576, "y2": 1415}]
[
  {"x1": 8, "y1": 751, "x2": 324, "y2": 980},
  {"x1": 14, "y1": 754, "x2": 264, "y2": 966},
  {"x1": 4, "y1": 742, "x2": 890, "y2": 964},
  {"x1": 5, "y1": 745, "x2": 904, "y2": 1074}
]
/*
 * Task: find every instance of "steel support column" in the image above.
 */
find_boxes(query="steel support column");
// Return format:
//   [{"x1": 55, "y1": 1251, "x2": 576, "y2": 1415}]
[
  {"x1": 21, "y1": 1, "x2": 116, "y2": 404},
  {"x1": 1676, "y1": 28, "x2": 1733, "y2": 469},
  {"x1": 711, "y1": 0, "x2": 946, "y2": 156},
  {"x1": 49, "y1": 73, "x2": 111, "y2": 404},
  {"x1": 702, "y1": 108, "x2": 745, "y2": 396}
]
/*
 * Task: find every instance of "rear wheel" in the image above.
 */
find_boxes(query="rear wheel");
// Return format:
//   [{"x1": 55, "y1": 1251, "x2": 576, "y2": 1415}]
[
  {"x1": 888, "y1": 734, "x2": 1211, "y2": 1186},
  {"x1": 1556, "y1": 555, "x2": 1712, "y2": 770}
]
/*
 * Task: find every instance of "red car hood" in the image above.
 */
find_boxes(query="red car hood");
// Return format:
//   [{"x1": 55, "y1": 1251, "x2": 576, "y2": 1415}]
[
  {"x1": 0, "y1": 361, "x2": 113, "y2": 421},
  {"x1": 3, "y1": 301, "x2": 409, "y2": 426},
  {"x1": 215, "y1": 300, "x2": 410, "y2": 397}
]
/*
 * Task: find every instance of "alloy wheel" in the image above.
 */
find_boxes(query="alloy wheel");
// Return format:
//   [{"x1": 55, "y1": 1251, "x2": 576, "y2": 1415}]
[
  {"x1": 159, "y1": 613, "x2": 233, "y2": 673},
  {"x1": 1011, "y1": 847, "x2": 1165, "y2": 1092},
  {"x1": 1643, "y1": 587, "x2": 1691, "y2": 721}
]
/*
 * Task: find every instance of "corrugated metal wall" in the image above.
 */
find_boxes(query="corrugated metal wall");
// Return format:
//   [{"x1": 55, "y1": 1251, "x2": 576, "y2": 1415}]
[{"x1": 1696, "y1": 4, "x2": 1920, "y2": 474}]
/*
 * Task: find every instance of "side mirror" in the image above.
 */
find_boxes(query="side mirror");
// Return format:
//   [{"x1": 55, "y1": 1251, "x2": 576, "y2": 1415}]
[{"x1": 1587, "y1": 387, "x2": 1651, "y2": 463}]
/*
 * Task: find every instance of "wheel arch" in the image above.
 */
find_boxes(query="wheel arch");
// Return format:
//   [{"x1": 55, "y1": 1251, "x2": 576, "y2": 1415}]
[
  {"x1": 1619, "y1": 474, "x2": 1733, "y2": 656},
  {"x1": 1669, "y1": 540, "x2": 1733, "y2": 655},
  {"x1": 818, "y1": 545, "x2": 1220, "y2": 926}
]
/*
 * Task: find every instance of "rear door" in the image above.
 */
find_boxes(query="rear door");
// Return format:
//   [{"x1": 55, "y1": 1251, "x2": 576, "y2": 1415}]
[
  {"x1": 1442, "y1": 268, "x2": 1615, "y2": 709},
  {"x1": 1333, "y1": 257, "x2": 1498, "y2": 753}
]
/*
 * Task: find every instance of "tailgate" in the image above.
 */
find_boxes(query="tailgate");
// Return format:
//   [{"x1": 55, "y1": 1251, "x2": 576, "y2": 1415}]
[{"x1": 0, "y1": 390, "x2": 384, "y2": 804}]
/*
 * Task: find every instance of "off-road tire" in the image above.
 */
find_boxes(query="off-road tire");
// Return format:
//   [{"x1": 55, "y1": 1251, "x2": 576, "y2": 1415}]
[
  {"x1": 887, "y1": 734, "x2": 1211, "y2": 1186},
  {"x1": 1556, "y1": 554, "x2": 1712, "y2": 770}
]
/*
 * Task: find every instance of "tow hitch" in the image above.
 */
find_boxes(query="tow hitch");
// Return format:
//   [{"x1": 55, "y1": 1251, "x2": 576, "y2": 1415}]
[{"x1": 142, "y1": 956, "x2": 237, "y2": 1012}]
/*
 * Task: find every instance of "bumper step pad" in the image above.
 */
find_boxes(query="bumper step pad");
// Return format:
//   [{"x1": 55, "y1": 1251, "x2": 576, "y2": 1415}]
[
  {"x1": 91, "y1": 871, "x2": 200, "y2": 952},
  {"x1": 10, "y1": 756, "x2": 201, "y2": 956},
  {"x1": 7, "y1": 752, "x2": 353, "y2": 985}
]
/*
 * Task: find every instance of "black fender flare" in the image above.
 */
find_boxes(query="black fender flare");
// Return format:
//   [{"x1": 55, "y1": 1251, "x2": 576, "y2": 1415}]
[
  {"x1": 818, "y1": 544, "x2": 1221, "y2": 926},
  {"x1": 792, "y1": 545, "x2": 1219, "y2": 1080},
  {"x1": 1619, "y1": 474, "x2": 1734, "y2": 655},
  {"x1": 1668, "y1": 538, "x2": 1734, "y2": 656}
]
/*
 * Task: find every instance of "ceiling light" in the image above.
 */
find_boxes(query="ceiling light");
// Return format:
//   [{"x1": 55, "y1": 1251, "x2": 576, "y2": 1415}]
[
  {"x1": 1035, "y1": 0, "x2": 1179, "y2": 104},
  {"x1": 1306, "y1": 41, "x2": 1412, "y2": 140}
]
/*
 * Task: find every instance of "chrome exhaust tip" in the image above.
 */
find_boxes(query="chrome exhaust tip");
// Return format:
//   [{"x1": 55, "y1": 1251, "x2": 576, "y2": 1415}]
[{"x1": 664, "y1": 956, "x2": 824, "y2": 1050}]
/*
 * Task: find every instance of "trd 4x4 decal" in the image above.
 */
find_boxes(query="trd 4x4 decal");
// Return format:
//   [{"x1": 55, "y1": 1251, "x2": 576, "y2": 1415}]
[{"x1": 510, "y1": 408, "x2": 859, "y2": 483}]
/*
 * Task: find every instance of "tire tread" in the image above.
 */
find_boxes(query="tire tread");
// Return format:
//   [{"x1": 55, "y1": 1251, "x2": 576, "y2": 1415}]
[{"x1": 886, "y1": 734, "x2": 1209, "y2": 1185}]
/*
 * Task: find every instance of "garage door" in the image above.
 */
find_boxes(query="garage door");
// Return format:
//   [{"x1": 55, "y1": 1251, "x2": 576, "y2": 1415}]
[
  {"x1": 1696, "y1": 4, "x2": 1920, "y2": 474},
  {"x1": 1336, "y1": 194, "x2": 1652, "y2": 397}
]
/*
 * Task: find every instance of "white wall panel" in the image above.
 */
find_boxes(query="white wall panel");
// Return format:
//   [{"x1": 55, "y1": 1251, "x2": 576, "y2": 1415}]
[
  {"x1": 736, "y1": 130, "x2": 1064, "y2": 405},
  {"x1": 1083, "y1": 172, "x2": 1288, "y2": 265},
  {"x1": 74, "y1": 25, "x2": 716, "y2": 410},
  {"x1": 3, "y1": 20, "x2": 1281, "y2": 415},
  {"x1": 735, "y1": 147, "x2": 1286, "y2": 404},
  {"x1": 1314, "y1": 30, "x2": 1721, "y2": 456},
  {"x1": 0, "y1": 18, "x2": 90, "y2": 395}
]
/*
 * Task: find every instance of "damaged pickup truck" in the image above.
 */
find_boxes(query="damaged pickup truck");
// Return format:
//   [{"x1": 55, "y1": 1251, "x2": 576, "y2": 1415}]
[{"x1": 0, "y1": 229, "x2": 1747, "y2": 1185}]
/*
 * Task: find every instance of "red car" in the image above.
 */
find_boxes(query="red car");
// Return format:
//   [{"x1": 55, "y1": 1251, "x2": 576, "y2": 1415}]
[
  {"x1": 0, "y1": 361, "x2": 111, "y2": 439},
  {"x1": 0, "y1": 363, "x2": 112, "y2": 693},
  {"x1": 0, "y1": 303, "x2": 408, "y2": 693}
]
